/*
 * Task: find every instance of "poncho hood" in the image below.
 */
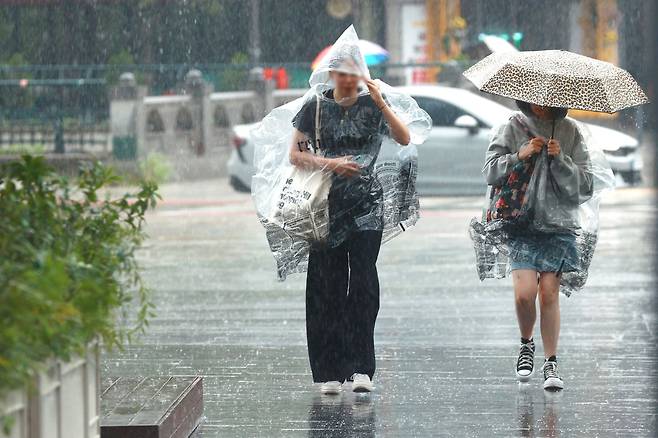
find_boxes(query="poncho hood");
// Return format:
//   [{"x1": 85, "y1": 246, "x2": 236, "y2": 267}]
[
  {"x1": 251, "y1": 25, "x2": 432, "y2": 280},
  {"x1": 309, "y1": 25, "x2": 371, "y2": 90}
]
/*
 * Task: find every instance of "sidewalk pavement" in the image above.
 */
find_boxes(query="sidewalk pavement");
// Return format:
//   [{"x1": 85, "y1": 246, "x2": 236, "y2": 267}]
[{"x1": 102, "y1": 180, "x2": 657, "y2": 437}]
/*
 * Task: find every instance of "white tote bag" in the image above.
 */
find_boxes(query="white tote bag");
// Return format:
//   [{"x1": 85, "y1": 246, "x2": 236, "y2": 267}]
[{"x1": 268, "y1": 97, "x2": 331, "y2": 242}]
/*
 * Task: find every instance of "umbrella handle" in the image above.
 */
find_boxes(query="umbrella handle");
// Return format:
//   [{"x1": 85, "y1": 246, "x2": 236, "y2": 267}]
[
  {"x1": 547, "y1": 118, "x2": 556, "y2": 162},
  {"x1": 546, "y1": 119, "x2": 562, "y2": 195}
]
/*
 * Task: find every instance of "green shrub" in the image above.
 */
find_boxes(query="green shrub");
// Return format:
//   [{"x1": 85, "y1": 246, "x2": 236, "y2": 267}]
[
  {"x1": 0, "y1": 155, "x2": 159, "y2": 400},
  {"x1": 0, "y1": 143, "x2": 45, "y2": 155},
  {"x1": 105, "y1": 49, "x2": 138, "y2": 86},
  {"x1": 139, "y1": 152, "x2": 172, "y2": 184},
  {"x1": 216, "y1": 52, "x2": 249, "y2": 91}
]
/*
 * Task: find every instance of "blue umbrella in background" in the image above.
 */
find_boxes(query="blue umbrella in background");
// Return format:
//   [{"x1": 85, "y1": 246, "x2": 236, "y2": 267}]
[{"x1": 311, "y1": 39, "x2": 389, "y2": 69}]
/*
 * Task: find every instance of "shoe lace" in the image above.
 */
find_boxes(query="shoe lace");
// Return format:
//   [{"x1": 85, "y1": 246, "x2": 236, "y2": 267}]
[
  {"x1": 517, "y1": 343, "x2": 535, "y2": 370},
  {"x1": 543, "y1": 361, "x2": 559, "y2": 379}
]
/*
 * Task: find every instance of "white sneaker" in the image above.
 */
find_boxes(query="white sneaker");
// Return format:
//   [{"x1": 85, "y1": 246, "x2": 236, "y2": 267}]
[
  {"x1": 351, "y1": 373, "x2": 374, "y2": 393},
  {"x1": 320, "y1": 381, "x2": 342, "y2": 395}
]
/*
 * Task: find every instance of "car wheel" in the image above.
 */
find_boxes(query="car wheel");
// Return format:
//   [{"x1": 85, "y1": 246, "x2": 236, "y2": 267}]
[
  {"x1": 229, "y1": 176, "x2": 251, "y2": 193},
  {"x1": 619, "y1": 170, "x2": 642, "y2": 186}
]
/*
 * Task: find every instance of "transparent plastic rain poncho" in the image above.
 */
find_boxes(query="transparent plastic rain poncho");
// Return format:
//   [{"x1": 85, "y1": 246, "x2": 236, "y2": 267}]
[
  {"x1": 469, "y1": 111, "x2": 615, "y2": 296},
  {"x1": 252, "y1": 25, "x2": 431, "y2": 279}
]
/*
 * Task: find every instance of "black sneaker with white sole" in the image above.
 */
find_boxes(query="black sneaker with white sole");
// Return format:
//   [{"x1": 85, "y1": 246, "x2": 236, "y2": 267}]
[
  {"x1": 542, "y1": 360, "x2": 564, "y2": 391},
  {"x1": 516, "y1": 339, "x2": 535, "y2": 382}
]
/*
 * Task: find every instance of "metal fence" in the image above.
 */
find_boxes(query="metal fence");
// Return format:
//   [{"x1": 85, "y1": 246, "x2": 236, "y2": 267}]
[
  {"x1": 0, "y1": 120, "x2": 110, "y2": 156},
  {"x1": 0, "y1": 68, "x2": 112, "y2": 155},
  {"x1": 0, "y1": 61, "x2": 472, "y2": 92}
]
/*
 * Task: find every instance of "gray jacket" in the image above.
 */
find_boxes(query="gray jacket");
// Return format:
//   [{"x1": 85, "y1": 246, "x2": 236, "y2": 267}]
[{"x1": 483, "y1": 112, "x2": 593, "y2": 229}]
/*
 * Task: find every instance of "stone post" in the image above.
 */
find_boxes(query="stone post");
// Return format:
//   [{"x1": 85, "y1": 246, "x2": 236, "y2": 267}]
[
  {"x1": 184, "y1": 69, "x2": 212, "y2": 156},
  {"x1": 109, "y1": 72, "x2": 146, "y2": 160},
  {"x1": 246, "y1": 67, "x2": 275, "y2": 120}
]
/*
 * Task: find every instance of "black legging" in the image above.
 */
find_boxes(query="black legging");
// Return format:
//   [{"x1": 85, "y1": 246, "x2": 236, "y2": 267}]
[{"x1": 305, "y1": 229, "x2": 383, "y2": 383}]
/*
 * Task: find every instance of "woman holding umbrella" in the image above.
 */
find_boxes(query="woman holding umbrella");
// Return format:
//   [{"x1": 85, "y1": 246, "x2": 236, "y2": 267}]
[
  {"x1": 465, "y1": 50, "x2": 647, "y2": 390},
  {"x1": 483, "y1": 100, "x2": 593, "y2": 390}
]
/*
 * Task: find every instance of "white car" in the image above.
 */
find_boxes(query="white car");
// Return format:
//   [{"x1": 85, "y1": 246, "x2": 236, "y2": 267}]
[
  {"x1": 228, "y1": 85, "x2": 642, "y2": 195},
  {"x1": 227, "y1": 122, "x2": 258, "y2": 192}
]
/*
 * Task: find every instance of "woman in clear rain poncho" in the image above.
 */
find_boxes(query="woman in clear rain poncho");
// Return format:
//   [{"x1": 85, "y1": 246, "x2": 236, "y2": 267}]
[
  {"x1": 252, "y1": 25, "x2": 430, "y2": 394},
  {"x1": 470, "y1": 101, "x2": 615, "y2": 391}
]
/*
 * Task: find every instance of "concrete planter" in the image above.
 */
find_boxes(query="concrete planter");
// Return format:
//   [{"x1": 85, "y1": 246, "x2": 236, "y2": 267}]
[
  {"x1": 1, "y1": 390, "x2": 28, "y2": 438},
  {"x1": 1, "y1": 347, "x2": 100, "y2": 438}
]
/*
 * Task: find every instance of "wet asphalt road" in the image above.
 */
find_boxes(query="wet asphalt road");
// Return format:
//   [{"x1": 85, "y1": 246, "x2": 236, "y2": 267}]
[{"x1": 102, "y1": 181, "x2": 657, "y2": 437}]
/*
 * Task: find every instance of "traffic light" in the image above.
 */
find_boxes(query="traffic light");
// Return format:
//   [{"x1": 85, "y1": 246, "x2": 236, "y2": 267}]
[
  {"x1": 478, "y1": 32, "x2": 524, "y2": 49},
  {"x1": 512, "y1": 32, "x2": 523, "y2": 48}
]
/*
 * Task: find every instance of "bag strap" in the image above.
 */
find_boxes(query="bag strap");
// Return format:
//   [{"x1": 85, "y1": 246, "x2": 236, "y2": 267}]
[{"x1": 314, "y1": 96, "x2": 321, "y2": 154}]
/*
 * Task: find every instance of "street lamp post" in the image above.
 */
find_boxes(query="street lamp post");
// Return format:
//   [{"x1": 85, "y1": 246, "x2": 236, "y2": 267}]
[{"x1": 250, "y1": 0, "x2": 261, "y2": 66}]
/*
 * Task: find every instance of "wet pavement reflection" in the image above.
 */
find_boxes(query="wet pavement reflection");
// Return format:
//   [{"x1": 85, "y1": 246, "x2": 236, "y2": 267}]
[
  {"x1": 305, "y1": 392, "x2": 375, "y2": 437},
  {"x1": 102, "y1": 183, "x2": 657, "y2": 437},
  {"x1": 516, "y1": 384, "x2": 561, "y2": 438}
]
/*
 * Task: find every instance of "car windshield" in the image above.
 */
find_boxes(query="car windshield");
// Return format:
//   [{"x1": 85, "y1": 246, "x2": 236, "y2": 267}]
[
  {"x1": 454, "y1": 93, "x2": 513, "y2": 127},
  {"x1": 403, "y1": 87, "x2": 513, "y2": 128}
]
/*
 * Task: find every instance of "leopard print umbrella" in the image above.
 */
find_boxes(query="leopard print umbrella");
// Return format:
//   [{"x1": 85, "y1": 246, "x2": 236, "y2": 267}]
[{"x1": 463, "y1": 50, "x2": 648, "y2": 113}]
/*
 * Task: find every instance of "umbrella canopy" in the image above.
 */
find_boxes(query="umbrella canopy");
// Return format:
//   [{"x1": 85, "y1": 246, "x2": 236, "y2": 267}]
[
  {"x1": 311, "y1": 39, "x2": 389, "y2": 70},
  {"x1": 463, "y1": 50, "x2": 648, "y2": 113}
]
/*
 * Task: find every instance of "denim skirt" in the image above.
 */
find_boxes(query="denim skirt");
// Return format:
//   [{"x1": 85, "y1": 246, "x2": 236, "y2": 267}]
[{"x1": 508, "y1": 232, "x2": 580, "y2": 273}]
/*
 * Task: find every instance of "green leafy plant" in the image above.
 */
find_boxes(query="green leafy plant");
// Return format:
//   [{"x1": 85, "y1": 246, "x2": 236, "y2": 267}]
[
  {"x1": 105, "y1": 49, "x2": 141, "y2": 86},
  {"x1": 139, "y1": 152, "x2": 172, "y2": 184},
  {"x1": 0, "y1": 143, "x2": 45, "y2": 155},
  {"x1": 217, "y1": 52, "x2": 249, "y2": 91},
  {"x1": 0, "y1": 155, "x2": 159, "y2": 401}
]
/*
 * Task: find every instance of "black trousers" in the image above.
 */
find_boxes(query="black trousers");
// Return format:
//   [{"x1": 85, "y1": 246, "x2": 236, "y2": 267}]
[{"x1": 305, "y1": 230, "x2": 383, "y2": 383}]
